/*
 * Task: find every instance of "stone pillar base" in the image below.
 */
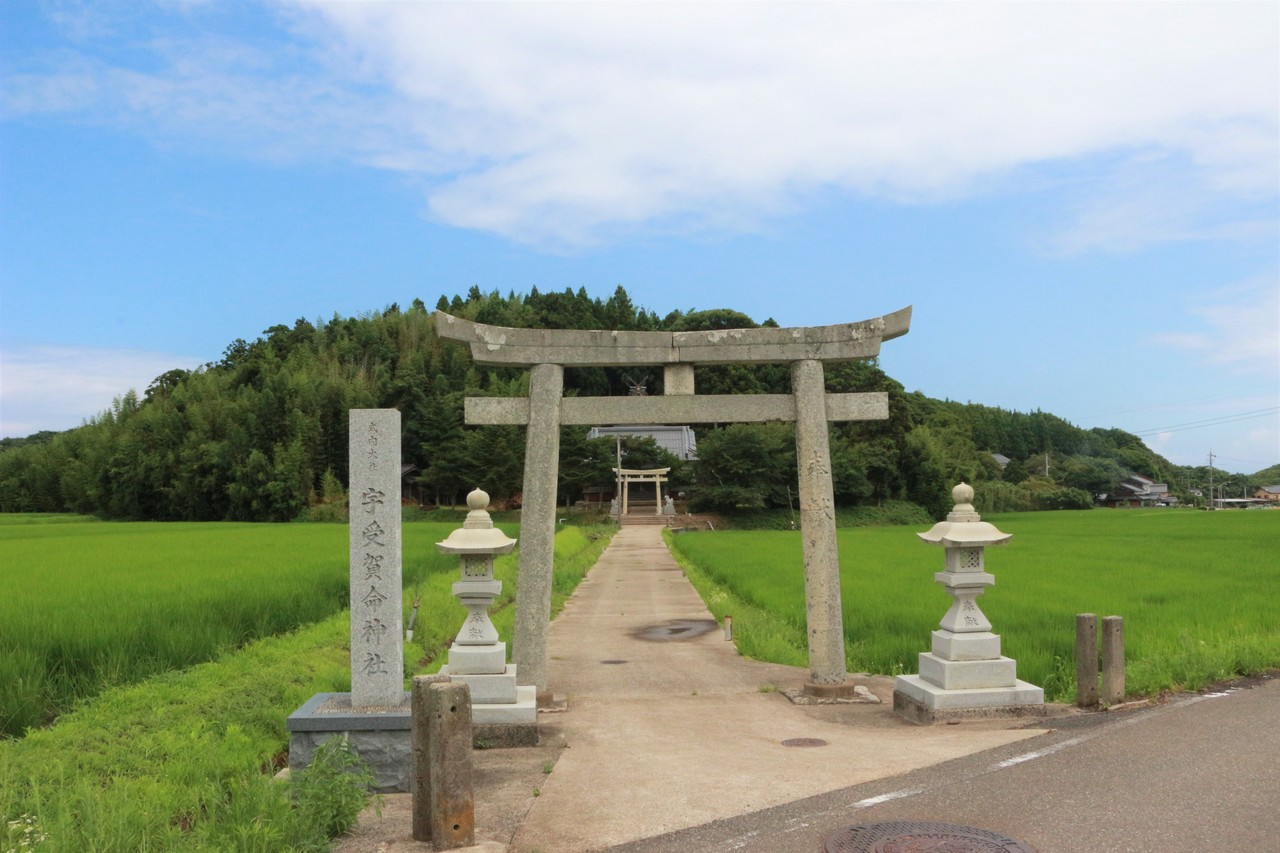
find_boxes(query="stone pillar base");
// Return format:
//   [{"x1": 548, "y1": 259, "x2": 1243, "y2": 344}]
[
  {"x1": 803, "y1": 679, "x2": 860, "y2": 699},
  {"x1": 288, "y1": 690, "x2": 540, "y2": 793},
  {"x1": 287, "y1": 692, "x2": 413, "y2": 793}
]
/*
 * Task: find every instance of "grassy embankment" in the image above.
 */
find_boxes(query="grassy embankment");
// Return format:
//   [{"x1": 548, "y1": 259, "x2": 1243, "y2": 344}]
[
  {"x1": 669, "y1": 509, "x2": 1278, "y2": 701},
  {"x1": 0, "y1": 516, "x2": 613, "y2": 850}
]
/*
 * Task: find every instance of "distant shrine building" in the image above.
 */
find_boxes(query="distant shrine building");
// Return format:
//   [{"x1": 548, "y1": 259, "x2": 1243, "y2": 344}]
[
  {"x1": 585, "y1": 424, "x2": 696, "y2": 514},
  {"x1": 585, "y1": 424, "x2": 698, "y2": 460}
]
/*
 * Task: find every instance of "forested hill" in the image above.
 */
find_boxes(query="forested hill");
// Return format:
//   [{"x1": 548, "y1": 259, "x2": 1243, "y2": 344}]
[{"x1": 0, "y1": 286, "x2": 1252, "y2": 521}]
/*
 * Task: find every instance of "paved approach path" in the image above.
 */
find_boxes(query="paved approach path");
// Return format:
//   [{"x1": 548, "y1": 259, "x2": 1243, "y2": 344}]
[
  {"x1": 507, "y1": 524, "x2": 1043, "y2": 852},
  {"x1": 611, "y1": 674, "x2": 1280, "y2": 852}
]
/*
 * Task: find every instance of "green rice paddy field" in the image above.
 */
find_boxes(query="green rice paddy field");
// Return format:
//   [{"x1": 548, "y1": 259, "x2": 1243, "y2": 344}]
[
  {"x1": 0, "y1": 517, "x2": 499, "y2": 737},
  {"x1": 669, "y1": 509, "x2": 1279, "y2": 701},
  {"x1": 0, "y1": 514, "x2": 610, "y2": 850}
]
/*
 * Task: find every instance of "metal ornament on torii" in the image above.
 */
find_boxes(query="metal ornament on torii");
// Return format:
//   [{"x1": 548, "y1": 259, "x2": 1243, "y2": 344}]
[{"x1": 436, "y1": 306, "x2": 912, "y2": 699}]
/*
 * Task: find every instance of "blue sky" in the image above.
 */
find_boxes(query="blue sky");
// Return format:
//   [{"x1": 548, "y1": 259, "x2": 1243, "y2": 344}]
[{"x1": 1, "y1": 1, "x2": 1277, "y2": 475}]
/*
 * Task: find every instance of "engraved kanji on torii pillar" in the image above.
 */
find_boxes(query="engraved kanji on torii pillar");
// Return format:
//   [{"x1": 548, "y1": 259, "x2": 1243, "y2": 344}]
[{"x1": 435, "y1": 306, "x2": 912, "y2": 700}]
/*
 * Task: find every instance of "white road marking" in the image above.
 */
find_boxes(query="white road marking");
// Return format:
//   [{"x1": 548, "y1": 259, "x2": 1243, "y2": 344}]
[{"x1": 853, "y1": 788, "x2": 924, "y2": 808}]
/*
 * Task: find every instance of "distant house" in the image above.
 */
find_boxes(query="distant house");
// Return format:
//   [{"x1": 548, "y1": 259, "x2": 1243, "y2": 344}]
[
  {"x1": 401, "y1": 464, "x2": 424, "y2": 506},
  {"x1": 1254, "y1": 485, "x2": 1280, "y2": 502},
  {"x1": 991, "y1": 453, "x2": 1011, "y2": 469},
  {"x1": 1100, "y1": 474, "x2": 1179, "y2": 508}
]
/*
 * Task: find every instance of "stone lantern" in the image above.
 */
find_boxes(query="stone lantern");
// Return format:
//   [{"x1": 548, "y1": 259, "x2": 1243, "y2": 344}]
[
  {"x1": 893, "y1": 483, "x2": 1044, "y2": 723},
  {"x1": 437, "y1": 488, "x2": 537, "y2": 728}
]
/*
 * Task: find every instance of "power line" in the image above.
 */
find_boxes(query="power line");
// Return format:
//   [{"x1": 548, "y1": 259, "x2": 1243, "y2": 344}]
[
  {"x1": 1214, "y1": 454, "x2": 1273, "y2": 467},
  {"x1": 1079, "y1": 382, "x2": 1280, "y2": 420},
  {"x1": 1133, "y1": 408, "x2": 1280, "y2": 437}
]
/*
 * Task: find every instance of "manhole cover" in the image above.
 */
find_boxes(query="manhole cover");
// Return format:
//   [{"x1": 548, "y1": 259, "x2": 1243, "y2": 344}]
[
  {"x1": 825, "y1": 821, "x2": 1035, "y2": 853},
  {"x1": 781, "y1": 738, "x2": 828, "y2": 748},
  {"x1": 633, "y1": 619, "x2": 718, "y2": 641},
  {"x1": 600, "y1": 659, "x2": 627, "y2": 665}
]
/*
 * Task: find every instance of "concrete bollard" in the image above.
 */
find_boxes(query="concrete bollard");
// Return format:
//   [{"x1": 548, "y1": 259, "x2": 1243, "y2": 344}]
[
  {"x1": 1075, "y1": 613, "x2": 1098, "y2": 708},
  {"x1": 1101, "y1": 615, "x2": 1125, "y2": 706},
  {"x1": 411, "y1": 676, "x2": 475, "y2": 849},
  {"x1": 724, "y1": 615, "x2": 733, "y2": 642}
]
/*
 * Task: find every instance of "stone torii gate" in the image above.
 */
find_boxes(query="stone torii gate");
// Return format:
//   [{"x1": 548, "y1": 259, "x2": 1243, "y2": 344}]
[
  {"x1": 613, "y1": 466, "x2": 670, "y2": 516},
  {"x1": 436, "y1": 306, "x2": 911, "y2": 699}
]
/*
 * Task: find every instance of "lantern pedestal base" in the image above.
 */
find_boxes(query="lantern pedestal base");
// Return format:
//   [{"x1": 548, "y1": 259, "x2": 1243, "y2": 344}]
[
  {"x1": 438, "y1": 664, "x2": 539, "y2": 725},
  {"x1": 918, "y1": 652, "x2": 1018, "y2": 690},
  {"x1": 892, "y1": 675, "x2": 1045, "y2": 724}
]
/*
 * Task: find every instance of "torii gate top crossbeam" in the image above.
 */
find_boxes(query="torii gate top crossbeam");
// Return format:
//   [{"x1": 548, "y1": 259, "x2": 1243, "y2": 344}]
[{"x1": 435, "y1": 307, "x2": 911, "y2": 367}]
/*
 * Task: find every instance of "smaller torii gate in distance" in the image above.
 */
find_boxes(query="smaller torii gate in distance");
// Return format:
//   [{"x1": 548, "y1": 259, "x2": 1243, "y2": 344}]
[
  {"x1": 613, "y1": 466, "x2": 671, "y2": 516},
  {"x1": 436, "y1": 306, "x2": 911, "y2": 700}
]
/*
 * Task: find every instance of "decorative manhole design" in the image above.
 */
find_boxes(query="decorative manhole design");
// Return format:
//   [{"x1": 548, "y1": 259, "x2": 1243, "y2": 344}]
[
  {"x1": 599, "y1": 659, "x2": 628, "y2": 665},
  {"x1": 825, "y1": 821, "x2": 1035, "y2": 853},
  {"x1": 633, "y1": 619, "x2": 718, "y2": 642},
  {"x1": 781, "y1": 737, "x2": 828, "y2": 748}
]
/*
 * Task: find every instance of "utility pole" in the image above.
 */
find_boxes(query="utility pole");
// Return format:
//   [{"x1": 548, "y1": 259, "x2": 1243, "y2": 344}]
[{"x1": 1207, "y1": 450, "x2": 1215, "y2": 510}]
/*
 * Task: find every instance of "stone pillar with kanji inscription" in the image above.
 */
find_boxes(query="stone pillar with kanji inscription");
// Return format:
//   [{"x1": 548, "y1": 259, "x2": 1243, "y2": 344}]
[{"x1": 349, "y1": 409, "x2": 404, "y2": 709}]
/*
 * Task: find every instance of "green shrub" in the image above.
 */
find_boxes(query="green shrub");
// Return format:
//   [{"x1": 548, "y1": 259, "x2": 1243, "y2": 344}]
[
  {"x1": 290, "y1": 737, "x2": 375, "y2": 841},
  {"x1": 0, "y1": 616, "x2": 351, "y2": 850}
]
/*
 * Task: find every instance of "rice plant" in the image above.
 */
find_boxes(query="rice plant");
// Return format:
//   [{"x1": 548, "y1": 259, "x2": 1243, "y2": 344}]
[{"x1": 669, "y1": 509, "x2": 1280, "y2": 701}]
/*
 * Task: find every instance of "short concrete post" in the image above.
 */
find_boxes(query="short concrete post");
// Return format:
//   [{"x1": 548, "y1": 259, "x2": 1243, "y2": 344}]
[
  {"x1": 1075, "y1": 613, "x2": 1098, "y2": 708},
  {"x1": 412, "y1": 678, "x2": 475, "y2": 849},
  {"x1": 411, "y1": 674, "x2": 446, "y2": 842},
  {"x1": 1101, "y1": 615, "x2": 1125, "y2": 705}
]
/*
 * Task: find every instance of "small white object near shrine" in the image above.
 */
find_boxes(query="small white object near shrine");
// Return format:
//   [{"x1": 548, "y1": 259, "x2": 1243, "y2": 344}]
[
  {"x1": 894, "y1": 483, "x2": 1044, "y2": 722},
  {"x1": 437, "y1": 488, "x2": 537, "y2": 724}
]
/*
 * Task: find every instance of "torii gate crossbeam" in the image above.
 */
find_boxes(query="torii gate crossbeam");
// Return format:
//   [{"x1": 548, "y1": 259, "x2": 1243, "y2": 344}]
[{"x1": 436, "y1": 307, "x2": 911, "y2": 701}]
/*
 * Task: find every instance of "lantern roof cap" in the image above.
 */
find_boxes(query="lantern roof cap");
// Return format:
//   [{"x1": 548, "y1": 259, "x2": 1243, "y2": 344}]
[
  {"x1": 437, "y1": 487, "x2": 518, "y2": 554},
  {"x1": 917, "y1": 483, "x2": 1012, "y2": 547}
]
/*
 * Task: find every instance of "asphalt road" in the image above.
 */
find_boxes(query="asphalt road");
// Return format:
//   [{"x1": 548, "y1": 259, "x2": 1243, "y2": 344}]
[{"x1": 611, "y1": 672, "x2": 1280, "y2": 853}]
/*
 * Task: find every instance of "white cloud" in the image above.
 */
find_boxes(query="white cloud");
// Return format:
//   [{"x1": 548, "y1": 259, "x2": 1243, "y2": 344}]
[
  {"x1": 1154, "y1": 275, "x2": 1280, "y2": 374},
  {"x1": 0, "y1": 346, "x2": 202, "y2": 438},
  {"x1": 5, "y1": 1, "x2": 1277, "y2": 248},
  {"x1": 1040, "y1": 150, "x2": 1280, "y2": 255}
]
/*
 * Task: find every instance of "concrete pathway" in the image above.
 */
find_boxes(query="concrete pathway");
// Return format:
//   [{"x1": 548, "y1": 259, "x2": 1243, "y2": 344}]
[
  {"x1": 336, "y1": 523, "x2": 1054, "y2": 852},
  {"x1": 508, "y1": 525, "x2": 1045, "y2": 852}
]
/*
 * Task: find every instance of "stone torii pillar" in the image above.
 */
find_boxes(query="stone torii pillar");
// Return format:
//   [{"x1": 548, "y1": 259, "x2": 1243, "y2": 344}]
[{"x1": 436, "y1": 306, "x2": 911, "y2": 699}]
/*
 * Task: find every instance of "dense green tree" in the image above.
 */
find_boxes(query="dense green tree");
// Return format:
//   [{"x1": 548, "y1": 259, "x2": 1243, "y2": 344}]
[
  {"x1": 691, "y1": 423, "x2": 795, "y2": 511},
  {"x1": 1002, "y1": 458, "x2": 1029, "y2": 483},
  {"x1": 0, "y1": 285, "x2": 1219, "y2": 520}
]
